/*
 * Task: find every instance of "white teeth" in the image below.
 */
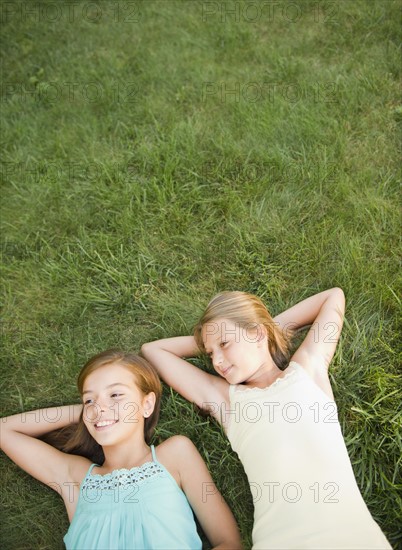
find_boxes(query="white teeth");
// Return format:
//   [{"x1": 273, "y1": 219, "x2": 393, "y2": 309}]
[{"x1": 96, "y1": 420, "x2": 117, "y2": 427}]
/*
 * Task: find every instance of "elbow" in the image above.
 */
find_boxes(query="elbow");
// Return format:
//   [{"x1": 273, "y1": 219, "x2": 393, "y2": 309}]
[
  {"x1": 331, "y1": 287, "x2": 344, "y2": 297},
  {"x1": 333, "y1": 286, "x2": 345, "y2": 297},
  {"x1": 328, "y1": 287, "x2": 345, "y2": 305},
  {"x1": 213, "y1": 539, "x2": 243, "y2": 550},
  {"x1": 0, "y1": 418, "x2": 12, "y2": 451},
  {"x1": 140, "y1": 343, "x2": 148, "y2": 357},
  {"x1": 227, "y1": 539, "x2": 243, "y2": 550},
  {"x1": 140, "y1": 342, "x2": 153, "y2": 359},
  {"x1": 333, "y1": 287, "x2": 345, "y2": 303},
  {"x1": 331, "y1": 287, "x2": 345, "y2": 317}
]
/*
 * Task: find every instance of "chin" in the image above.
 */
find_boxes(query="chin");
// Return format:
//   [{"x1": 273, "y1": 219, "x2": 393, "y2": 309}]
[
  {"x1": 234, "y1": 373, "x2": 250, "y2": 385},
  {"x1": 227, "y1": 373, "x2": 244, "y2": 385}
]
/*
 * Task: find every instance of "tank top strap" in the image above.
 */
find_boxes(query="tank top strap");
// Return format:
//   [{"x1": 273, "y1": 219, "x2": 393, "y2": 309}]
[
  {"x1": 87, "y1": 463, "x2": 99, "y2": 475},
  {"x1": 150, "y1": 444, "x2": 158, "y2": 462},
  {"x1": 80, "y1": 463, "x2": 99, "y2": 488}
]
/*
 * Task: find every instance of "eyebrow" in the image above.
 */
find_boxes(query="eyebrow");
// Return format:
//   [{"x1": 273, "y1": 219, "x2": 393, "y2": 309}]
[
  {"x1": 213, "y1": 334, "x2": 230, "y2": 343},
  {"x1": 82, "y1": 383, "x2": 131, "y2": 395},
  {"x1": 204, "y1": 335, "x2": 228, "y2": 353}
]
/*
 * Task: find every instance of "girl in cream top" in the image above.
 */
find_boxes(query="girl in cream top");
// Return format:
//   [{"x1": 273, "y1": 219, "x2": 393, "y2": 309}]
[{"x1": 142, "y1": 288, "x2": 392, "y2": 549}]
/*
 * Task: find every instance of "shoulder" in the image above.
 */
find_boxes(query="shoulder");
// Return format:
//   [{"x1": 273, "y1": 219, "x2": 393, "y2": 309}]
[
  {"x1": 289, "y1": 359, "x2": 335, "y2": 400},
  {"x1": 156, "y1": 435, "x2": 196, "y2": 457},
  {"x1": 155, "y1": 436, "x2": 200, "y2": 488},
  {"x1": 67, "y1": 455, "x2": 94, "y2": 485}
]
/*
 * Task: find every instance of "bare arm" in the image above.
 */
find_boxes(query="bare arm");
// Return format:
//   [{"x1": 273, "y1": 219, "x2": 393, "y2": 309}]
[
  {"x1": 274, "y1": 288, "x2": 345, "y2": 393},
  {"x1": 141, "y1": 338, "x2": 229, "y2": 420},
  {"x1": 274, "y1": 288, "x2": 342, "y2": 332},
  {"x1": 0, "y1": 404, "x2": 85, "y2": 490},
  {"x1": 172, "y1": 436, "x2": 242, "y2": 549}
]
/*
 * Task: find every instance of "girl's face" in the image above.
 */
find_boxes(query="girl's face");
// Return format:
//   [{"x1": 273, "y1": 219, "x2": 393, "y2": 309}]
[
  {"x1": 82, "y1": 363, "x2": 155, "y2": 446},
  {"x1": 202, "y1": 318, "x2": 268, "y2": 384}
]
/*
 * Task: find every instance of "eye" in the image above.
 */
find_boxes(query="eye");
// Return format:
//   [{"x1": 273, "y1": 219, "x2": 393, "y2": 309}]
[
  {"x1": 220, "y1": 341, "x2": 228, "y2": 348},
  {"x1": 83, "y1": 398, "x2": 94, "y2": 405},
  {"x1": 111, "y1": 393, "x2": 123, "y2": 399}
]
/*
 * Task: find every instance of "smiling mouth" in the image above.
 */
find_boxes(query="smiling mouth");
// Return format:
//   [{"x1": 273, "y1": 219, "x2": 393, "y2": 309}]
[
  {"x1": 95, "y1": 420, "x2": 118, "y2": 430},
  {"x1": 221, "y1": 366, "x2": 232, "y2": 376}
]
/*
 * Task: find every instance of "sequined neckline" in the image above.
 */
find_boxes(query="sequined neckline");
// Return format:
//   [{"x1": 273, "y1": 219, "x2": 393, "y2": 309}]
[
  {"x1": 90, "y1": 460, "x2": 155, "y2": 479},
  {"x1": 83, "y1": 461, "x2": 165, "y2": 490}
]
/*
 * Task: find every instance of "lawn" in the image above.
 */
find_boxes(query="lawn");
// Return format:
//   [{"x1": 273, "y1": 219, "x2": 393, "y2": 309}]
[{"x1": 0, "y1": 0, "x2": 401, "y2": 548}]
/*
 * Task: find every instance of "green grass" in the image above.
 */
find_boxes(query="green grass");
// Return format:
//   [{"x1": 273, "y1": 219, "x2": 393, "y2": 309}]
[{"x1": 1, "y1": 0, "x2": 401, "y2": 548}]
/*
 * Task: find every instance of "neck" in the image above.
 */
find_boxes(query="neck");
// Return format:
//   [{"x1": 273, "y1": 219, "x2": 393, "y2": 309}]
[
  {"x1": 101, "y1": 435, "x2": 151, "y2": 472},
  {"x1": 245, "y1": 353, "x2": 282, "y2": 388}
]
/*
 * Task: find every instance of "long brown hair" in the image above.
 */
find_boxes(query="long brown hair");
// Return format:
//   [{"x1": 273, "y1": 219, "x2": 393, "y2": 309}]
[
  {"x1": 194, "y1": 291, "x2": 292, "y2": 369},
  {"x1": 45, "y1": 350, "x2": 162, "y2": 464}
]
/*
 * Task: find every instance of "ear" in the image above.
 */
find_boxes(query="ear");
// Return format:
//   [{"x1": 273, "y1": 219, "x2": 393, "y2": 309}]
[
  {"x1": 256, "y1": 323, "x2": 268, "y2": 346},
  {"x1": 142, "y1": 392, "x2": 156, "y2": 418}
]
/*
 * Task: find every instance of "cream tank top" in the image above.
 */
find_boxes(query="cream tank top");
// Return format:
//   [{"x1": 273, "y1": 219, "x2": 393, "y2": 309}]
[{"x1": 226, "y1": 361, "x2": 391, "y2": 549}]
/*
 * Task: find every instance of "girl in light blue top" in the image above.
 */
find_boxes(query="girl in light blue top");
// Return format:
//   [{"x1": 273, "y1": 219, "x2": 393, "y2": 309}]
[{"x1": 1, "y1": 349, "x2": 242, "y2": 550}]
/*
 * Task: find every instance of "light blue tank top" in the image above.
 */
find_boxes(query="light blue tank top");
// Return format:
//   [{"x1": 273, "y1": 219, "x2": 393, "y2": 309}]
[{"x1": 64, "y1": 445, "x2": 202, "y2": 549}]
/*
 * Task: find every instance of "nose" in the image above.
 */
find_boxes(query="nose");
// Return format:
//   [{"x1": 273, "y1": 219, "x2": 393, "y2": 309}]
[
  {"x1": 212, "y1": 350, "x2": 223, "y2": 369},
  {"x1": 88, "y1": 397, "x2": 112, "y2": 418}
]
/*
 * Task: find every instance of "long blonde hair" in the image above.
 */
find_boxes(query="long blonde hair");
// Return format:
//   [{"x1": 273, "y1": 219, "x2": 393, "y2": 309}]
[
  {"x1": 194, "y1": 291, "x2": 291, "y2": 369},
  {"x1": 46, "y1": 350, "x2": 162, "y2": 464}
]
